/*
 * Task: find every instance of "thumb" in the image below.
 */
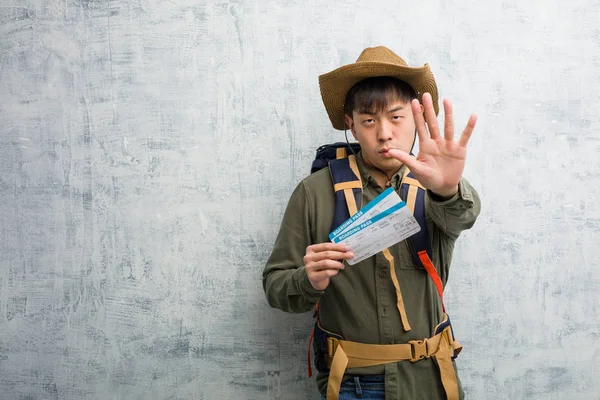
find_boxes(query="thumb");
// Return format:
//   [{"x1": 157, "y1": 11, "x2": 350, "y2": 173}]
[{"x1": 387, "y1": 149, "x2": 420, "y2": 172}]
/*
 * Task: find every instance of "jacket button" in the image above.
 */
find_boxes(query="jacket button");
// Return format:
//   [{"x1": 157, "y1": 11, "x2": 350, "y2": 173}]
[{"x1": 379, "y1": 270, "x2": 387, "y2": 278}]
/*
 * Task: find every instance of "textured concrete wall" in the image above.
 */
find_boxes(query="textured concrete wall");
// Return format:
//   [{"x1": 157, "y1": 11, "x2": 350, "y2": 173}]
[{"x1": 1, "y1": 0, "x2": 599, "y2": 399}]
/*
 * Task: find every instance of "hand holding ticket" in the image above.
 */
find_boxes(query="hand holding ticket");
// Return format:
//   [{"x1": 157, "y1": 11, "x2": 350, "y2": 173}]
[{"x1": 329, "y1": 188, "x2": 421, "y2": 265}]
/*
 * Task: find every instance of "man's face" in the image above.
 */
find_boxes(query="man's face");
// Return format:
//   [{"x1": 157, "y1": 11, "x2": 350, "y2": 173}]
[{"x1": 344, "y1": 98, "x2": 416, "y2": 176}]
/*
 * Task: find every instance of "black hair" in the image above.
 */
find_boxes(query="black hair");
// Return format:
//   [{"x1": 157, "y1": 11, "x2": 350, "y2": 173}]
[{"x1": 344, "y1": 76, "x2": 417, "y2": 117}]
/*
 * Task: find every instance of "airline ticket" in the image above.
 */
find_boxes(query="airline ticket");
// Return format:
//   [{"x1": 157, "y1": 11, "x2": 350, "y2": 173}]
[{"x1": 329, "y1": 188, "x2": 421, "y2": 265}]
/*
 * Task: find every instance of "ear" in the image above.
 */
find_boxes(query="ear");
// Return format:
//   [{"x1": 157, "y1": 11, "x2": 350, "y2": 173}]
[{"x1": 344, "y1": 114, "x2": 358, "y2": 140}]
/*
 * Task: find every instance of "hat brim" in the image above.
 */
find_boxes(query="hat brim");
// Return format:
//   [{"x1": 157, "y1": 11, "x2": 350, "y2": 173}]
[{"x1": 318, "y1": 61, "x2": 439, "y2": 130}]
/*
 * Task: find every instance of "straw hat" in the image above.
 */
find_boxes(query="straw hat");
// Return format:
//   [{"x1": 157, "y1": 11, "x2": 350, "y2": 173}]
[{"x1": 318, "y1": 46, "x2": 439, "y2": 130}]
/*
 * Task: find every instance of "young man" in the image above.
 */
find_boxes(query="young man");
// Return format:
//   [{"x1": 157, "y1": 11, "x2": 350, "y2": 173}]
[{"x1": 262, "y1": 46, "x2": 481, "y2": 400}]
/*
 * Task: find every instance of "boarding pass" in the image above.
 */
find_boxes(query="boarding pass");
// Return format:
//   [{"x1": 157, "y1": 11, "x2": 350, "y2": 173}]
[{"x1": 329, "y1": 188, "x2": 421, "y2": 265}]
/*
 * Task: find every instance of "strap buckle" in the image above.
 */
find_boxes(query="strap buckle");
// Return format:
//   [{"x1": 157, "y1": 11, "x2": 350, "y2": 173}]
[
  {"x1": 326, "y1": 337, "x2": 340, "y2": 368},
  {"x1": 409, "y1": 339, "x2": 429, "y2": 362}
]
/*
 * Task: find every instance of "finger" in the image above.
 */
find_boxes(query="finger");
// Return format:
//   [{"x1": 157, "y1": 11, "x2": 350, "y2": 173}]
[
  {"x1": 307, "y1": 243, "x2": 349, "y2": 254},
  {"x1": 323, "y1": 269, "x2": 341, "y2": 278},
  {"x1": 308, "y1": 259, "x2": 345, "y2": 272},
  {"x1": 443, "y1": 98, "x2": 454, "y2": 142},
  {"x1": 422, "y1": 93, "x2": 440, "y2": 139},
  {"x1": 411, "y1": 98, "x2": 429, "y2": 143},
  {"x1": 305, "y1": 250, "x2": 354, "y2": 263},
  {"x1": 458, "y1": 113, "x2": 477, "y2": 147},
  {"x1": 310, "y1": 269, "x2": 341, "y2": 282}
]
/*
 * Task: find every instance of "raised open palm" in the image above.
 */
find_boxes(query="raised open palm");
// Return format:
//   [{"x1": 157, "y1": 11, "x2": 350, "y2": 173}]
[{"x1": 388, "y1": 93, "x2": 477, "y2": 198}]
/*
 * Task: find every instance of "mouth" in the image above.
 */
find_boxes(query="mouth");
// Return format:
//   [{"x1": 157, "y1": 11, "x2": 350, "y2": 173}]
[{"x1": 379, "y1": 148, "x2": 392, "y2": 156}]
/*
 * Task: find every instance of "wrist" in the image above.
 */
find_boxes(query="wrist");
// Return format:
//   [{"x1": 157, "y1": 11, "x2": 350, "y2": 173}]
[{"x1": 430, "y1": 185, "x2": 459, "y2": 200}]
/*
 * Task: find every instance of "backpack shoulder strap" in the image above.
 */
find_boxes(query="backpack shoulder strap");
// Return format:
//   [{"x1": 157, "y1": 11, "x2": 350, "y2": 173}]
[
  {"x1": 328, "y1": 151, "x2": 362, "y2": 232},
  {"x1": 400, "y1": 168, "x2": 431, "y2": 266},
  {"x1": 400, "y1": 168, "x2": 446, "y2": 310},
  {"x1": 308, "y1": 148, "x2": 362, "y2": 378}
]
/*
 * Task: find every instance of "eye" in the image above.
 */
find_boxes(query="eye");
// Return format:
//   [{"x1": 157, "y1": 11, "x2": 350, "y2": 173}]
[
  {"x1": 392, "y1": 115, "x2": 403, "y2": 121},
  {"x1": 362, "y1": 119, "x2": 375, "y2": 126}
]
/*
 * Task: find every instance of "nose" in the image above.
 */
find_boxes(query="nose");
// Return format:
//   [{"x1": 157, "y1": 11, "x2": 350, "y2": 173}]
[{"x1": 377, "y1": 120, "x2": 393, "y2": 142}]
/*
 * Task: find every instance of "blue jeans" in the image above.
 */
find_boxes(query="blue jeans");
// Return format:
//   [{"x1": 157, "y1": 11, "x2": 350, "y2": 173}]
[{"x1": 320, "y1": 375, "x2": 385, "y2": 399}]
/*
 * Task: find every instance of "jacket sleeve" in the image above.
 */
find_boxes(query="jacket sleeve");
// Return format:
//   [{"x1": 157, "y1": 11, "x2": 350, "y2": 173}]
[
  {"x1": 262, "y1": 180, "x2": 324, "y2": 313},
  {"x1": 425, "y1": 177, "x2": 481, "y2": 240}
]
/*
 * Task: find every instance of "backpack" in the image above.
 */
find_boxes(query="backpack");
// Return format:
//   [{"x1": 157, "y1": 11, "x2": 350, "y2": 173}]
[{"x1": 307, "y1": 142, "x2": 459, "y2": 378}]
